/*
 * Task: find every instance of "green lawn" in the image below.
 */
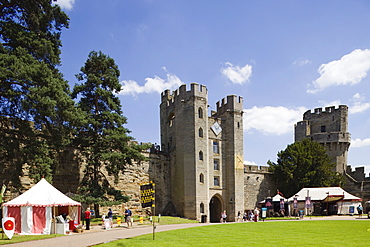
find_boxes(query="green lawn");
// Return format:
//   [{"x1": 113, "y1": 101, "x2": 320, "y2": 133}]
[{"x1": 97, "y1": 220, "x2": 370, "y2": 247}]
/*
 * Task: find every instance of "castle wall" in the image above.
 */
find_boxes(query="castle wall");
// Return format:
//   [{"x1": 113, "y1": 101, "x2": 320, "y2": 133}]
[{"x1": 244, "y1": 166, "x2": 276, "y2": 210}]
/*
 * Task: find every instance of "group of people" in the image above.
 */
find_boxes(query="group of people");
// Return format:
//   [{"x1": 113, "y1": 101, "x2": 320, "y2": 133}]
[
  {"x1": 223, "y1": 207, "x2": 261, "y2": 223},
  {"x1": 84, "y1": 207, "x2": 133, "y2": 230}
]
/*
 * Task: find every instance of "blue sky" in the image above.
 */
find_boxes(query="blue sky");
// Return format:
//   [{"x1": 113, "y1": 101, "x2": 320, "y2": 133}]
[{"x1": 55, "y1": 0, "x2": 370, "y2": 175}]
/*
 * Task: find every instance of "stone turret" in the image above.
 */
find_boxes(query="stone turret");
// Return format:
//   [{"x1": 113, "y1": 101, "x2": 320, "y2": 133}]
[{"x1": 294, "y1": 105, "x2": 350, "y2": 173}]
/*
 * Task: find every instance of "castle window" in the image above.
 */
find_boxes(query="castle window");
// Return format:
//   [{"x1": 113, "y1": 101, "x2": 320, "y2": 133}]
[
  {"x1": 321, "y1": 125, "x2": 326, "y2": 132},
  {"x1": 213, "y1": 141, "x2": 219, "y2": 154},
  {"x1": 198, "y1": 107, "x2": 203, "y2": 118},
  {"x1": 200, "y1": 203, "x2": 205, "y2": 213},
  {"x1": 199, "y1": 127, "x2": 203, "y2": 137},
  {"x1": 214, "y1": 176, "x2": 220, "y2": 186},
  {"x1": 199, "y1": 151, "x2": 203, "y2": 161},
  {"x1": 237, "y1": 122, "x2": 240, "y2": 128},
  {"x1": 214, "y1": 159, "x2": 219, "y2": 170},
  {"x1": 168, "y1": 113, "x2": 175, "y2": 127},
  {"x1": 199, "y1": 173, "x2": 204, "y2": 183}
]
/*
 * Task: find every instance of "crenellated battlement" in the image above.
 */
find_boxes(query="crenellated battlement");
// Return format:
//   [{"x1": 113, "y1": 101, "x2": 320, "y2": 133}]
[
  {"x1": 214, "y1": 95, "x2": 243, "y2": 116},
  {"x1": 303, "y1": 105, "x2": 348, "y2": 120},
  {"x1": 244, "y1": 165, "x2": 270, "y2": 173},
  {"x1": 161, "y1": 83, "x2": 208, "y2": 106},
  {"x1": 346, "y1": 165, "x2": 370, "y2": 181}
]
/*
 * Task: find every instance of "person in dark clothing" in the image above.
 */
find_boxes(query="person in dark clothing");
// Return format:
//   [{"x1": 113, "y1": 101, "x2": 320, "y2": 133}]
[{"x1": 108, "y1": 208, "x2": 113, "y2": 227}]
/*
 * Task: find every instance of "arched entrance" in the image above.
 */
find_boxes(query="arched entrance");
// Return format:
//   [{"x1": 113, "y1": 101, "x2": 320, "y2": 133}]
[{"x1": 209, "y1": 195, "x2": 223, "y2": 222}]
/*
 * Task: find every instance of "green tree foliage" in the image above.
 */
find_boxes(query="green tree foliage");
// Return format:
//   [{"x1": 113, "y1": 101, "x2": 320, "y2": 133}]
[
  {"x1": 268, "y1": 139, "x2": 343, "y2": 197},
  {"x1": 72, "y1": 51, "x2": 150, "y2": 215},
  {"x1": 0, "y1": 0, "x2": 80, "y2": 185}
]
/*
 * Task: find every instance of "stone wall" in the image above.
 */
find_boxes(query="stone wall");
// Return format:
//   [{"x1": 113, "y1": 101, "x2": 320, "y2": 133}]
[{"x1": 244, "y1": 165, "x2": 276, "y2": 210}]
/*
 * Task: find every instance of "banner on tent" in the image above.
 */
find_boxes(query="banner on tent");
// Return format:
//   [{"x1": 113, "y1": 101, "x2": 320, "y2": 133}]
[
  {"x1": 2, "y1": 217, "x2": 15, "y2": 239},
  {"x1": 305, "y1": 197, "x2": 312, "y2": 208},
  {"x1": 293, "y1": 197, "x2": 298, "y2": 209}
]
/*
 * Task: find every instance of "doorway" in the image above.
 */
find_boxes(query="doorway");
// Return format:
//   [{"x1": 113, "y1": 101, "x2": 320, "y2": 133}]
[{"x1": 209, "y1": 195, "x2": 223, "y2": 222}]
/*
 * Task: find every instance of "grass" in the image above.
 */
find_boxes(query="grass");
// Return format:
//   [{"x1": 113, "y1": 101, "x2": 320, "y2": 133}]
[{"x1": 96, "y1": 220, "x2": 370, "y2": 247}]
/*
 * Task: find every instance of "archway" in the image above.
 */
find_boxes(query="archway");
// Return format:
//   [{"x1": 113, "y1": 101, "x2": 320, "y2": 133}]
[{"x1": 209, "y1": 195, "x2": 223, "y2": 222}]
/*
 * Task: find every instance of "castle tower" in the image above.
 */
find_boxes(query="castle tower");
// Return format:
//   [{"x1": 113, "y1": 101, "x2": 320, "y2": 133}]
[
  {"x1": 294, "y1": 105, "x2": 351, "y2": 173},
  {"x1": 159, "y1": 84, "x2": 244, "y2": 222}
]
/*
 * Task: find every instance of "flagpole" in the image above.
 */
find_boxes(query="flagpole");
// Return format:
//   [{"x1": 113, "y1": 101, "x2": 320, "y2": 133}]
[
  {"x1": 1, "y1": 184, "x2": 5, "y2": 239},
  {"x1": 1, "y1": 203, "x2": 3, "y2": 240}
]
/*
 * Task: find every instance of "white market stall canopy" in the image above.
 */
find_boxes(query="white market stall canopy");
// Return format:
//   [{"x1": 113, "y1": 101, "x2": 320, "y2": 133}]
[
  {"x1": 287, "y1": 187, "x2": 362, "y2": 202},
  {"x1": 3, "y1": 178, "x2": 81, "y2": 207},
  {"x1": 259, "y1": 193, "x2": 286, "y2": 204}
]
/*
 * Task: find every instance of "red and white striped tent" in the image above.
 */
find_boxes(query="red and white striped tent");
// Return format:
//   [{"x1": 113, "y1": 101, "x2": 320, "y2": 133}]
[{"x1": 2, "y1": 178, "x2": 81, "y2": 234}]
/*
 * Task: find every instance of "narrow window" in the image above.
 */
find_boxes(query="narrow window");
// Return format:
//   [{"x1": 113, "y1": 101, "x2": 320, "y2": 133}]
[
  {"x1": 198, "y1": 127, "x2": 203, "y2": 137},
  {"x1": 199, "y1": 151, "x2": 203, "y2": 161},
  {"x1": 168, "y1": 113, "x2": 175, "y2": 127},
  {"x1": 214, "y1": 177, "x2": 220, "y2": 186},
  {"x1": 214, "y1": 159, "x2": 219, "y2": 170},
  {"x1": 198, "y1": 107, "x2": 203, "y2": 118},
  {"x1": 199, "y1": 173, "x2": 204, "y2": 183},
  {"x1": 213, "y1": 141, "x2": 219, "y2": 154},
  {"x1": 200, "y1": 203, "x2": 205, "y2": 213}
]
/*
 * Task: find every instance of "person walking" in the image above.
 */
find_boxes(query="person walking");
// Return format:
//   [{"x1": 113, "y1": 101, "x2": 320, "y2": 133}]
[
  {"x1": 357, "y1": 204, "x2": 363, "y2": 218},
  {"x1": 108, "y1": 208, "x2": 113, "y2": 227},
  {"x1": 221, "y1": 210, "x2": 227, "y2": 223},
  {"x1": 253, "y1": 207, "x2": 260, "y2": 222},
  {"x1": 124, "y1": 207, "x2": 132, "y2": 228},
  {"x1": 85, "y1": 208, "x2": 91, "y2": 230}
]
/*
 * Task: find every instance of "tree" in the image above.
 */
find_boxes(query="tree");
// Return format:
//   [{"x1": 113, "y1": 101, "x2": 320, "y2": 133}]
[
  {"x1": 72, "y1": 51, "x2": 150, "y2": 215},
  {"x1": 268, "y1": 138, "x2": 343, "y2": 198},
  {"x1": 0, "y1": 0, "x2": 81, "y2": 186}
]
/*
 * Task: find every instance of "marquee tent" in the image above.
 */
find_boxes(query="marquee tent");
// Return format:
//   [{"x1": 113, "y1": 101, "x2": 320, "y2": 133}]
[
  {"x1": 2, "y1": 178, "x2": 81, "y2": 234},
  {"x1": 287, "y1": 187, "x2": 362, "y2": 215},
  {"x1": 259, "y1": 193, "x2": 286, "y2": 204}
]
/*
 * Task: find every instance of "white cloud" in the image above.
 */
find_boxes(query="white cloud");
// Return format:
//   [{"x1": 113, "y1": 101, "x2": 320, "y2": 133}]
[
  {"x1": 54, "y1": 0, "x2": 75, "y2": 10},
  {"x1": 119, "y1": 68, "x2": 183, "y2": 96},
  {"x1": 349, "y1": 93, "x2": 370, "y2": 114},
  {"x1": 350, "y1": 138, "x2": 370, "y2": 148},
  {"x1": 244, "y1": 160, "x2": 259, "y2": 166},
  {"x1": 352, "y1": 93, "x2": 364, "y2": 101},
  {"x1": 293, "y1": 59, "x2": 311, "y2": 66},
  {"x1": 308, "y1": 49, "x2": 370, "y2": 93},
  {"x1": 221, "y1": 62, "x2": 252, "y2": 84},
  {"x1": 350, "y1": 102, "x2": 370, "y2": 114},
  {"x1": 243, "y1": 106, "x2": 307, "y2": 135}
]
